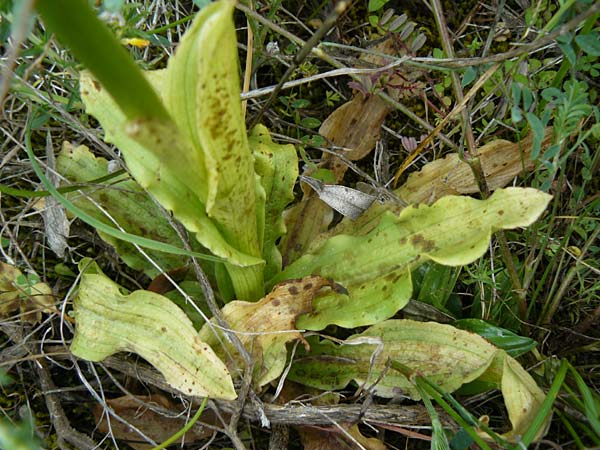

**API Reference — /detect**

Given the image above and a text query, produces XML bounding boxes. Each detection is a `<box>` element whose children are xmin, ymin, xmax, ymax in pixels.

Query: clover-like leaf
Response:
<box><xmin>71</xmin><ymin>259</ymin><xmax>236</xmax><ymax>400</ymax></box>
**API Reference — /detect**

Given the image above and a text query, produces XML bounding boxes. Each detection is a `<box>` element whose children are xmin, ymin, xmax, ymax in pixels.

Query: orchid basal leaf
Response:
<box><xmin>289</xmin><ymin>319</ymin><xmax>547</xmax><ymax>441</ymax></box>
<box><xmin>71</xmin><ymin>259</ymin><xmax>236</xmax><ymax>400</ymax></box>
<box><xmin>79</xmin><ymin>1</ymin><xmax>265</xmax><ymax>300</ymax></box>
<box><xmin>199</xmin><ymin>276</ymin><xmax>336</xmax><ymax>387</ymax></box>
<box><xmin>163</xmin><ymin>0</ymin><xmax>260</xmax><ymax>263</ymax></box>
<box><xmin>272</xmin><ymin>188</ymin><xmax>551</xmax><ymax>330</ymax></box>
<box><xmin>249</xmin><ymin>125</ymin><xmax>298</xmax><ymax>280</ymax></box>
<box><xmin>57</xmin><ymin>142</ymin><xmax>199</xmax><ymax>278</ymax></box>
<box><xmin>80</xmin><ymin>72</ymin><xmax>259</xmax><ymax>271</ymax></box>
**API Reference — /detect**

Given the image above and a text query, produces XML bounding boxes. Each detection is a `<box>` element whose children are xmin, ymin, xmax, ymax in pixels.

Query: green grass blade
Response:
<box><xmin>556</xmin><ymin>409</ymin><xmax>586</xmax><ymax>449</ymax></box>
<box><xmin>568</xmin><ymin>365</ymin><xmax>600</xmax><ymax>437</ymax></box>
<box><xmin>413</xmin><ymin>377</ymin><xmax>451</xmax><ymax>450</ymax></box>
<box><xmin>0</xmin><ymin>169</ymin><xmax>126</xmax><ymax>198</ymax></box>
<box><xmin>390</xmin><ymin>360</ymin><xmax>494</xmax><ymax>450</ymax></box>
<box><xmin>24</xmin><ymin>124</ymin><xmax>222</xmax><ymax>263</ymax></box>
<box><xmin>35</xmin><ymin>0</ymin><xmax>169</xmax><ymax>121</ymax></box>
<box><xmin>518</xmin><ymin>358</ymin><xmax>568</xmax><ymax>448</ymax></box>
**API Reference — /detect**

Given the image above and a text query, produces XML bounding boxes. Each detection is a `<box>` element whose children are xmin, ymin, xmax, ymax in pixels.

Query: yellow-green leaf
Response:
<box><xmin>57</xmin><ymin>142</ymin><xmax>200</xmax><ymax>277</ymax></box>
<box><xmin>79</xmin><ymin>72</ymin><xmax>260</xmax><ymax>270</ymax></box>
<box><xmin>71</xmin><ymin>259</ymin><xmax>236</xmax><ymax>400</ymax></box>
<box><xmin>199</xmin><ymin>276</ymin><xmax>335</xmax><ymax>387</ymax></box>
<box><xmin>272</xmin><ymin>188</ymin><xmax>551</xmax><ymax>329</ymax></box>
<box><xmin>250</xmin><ymin>125</ymin><xmax>298</xmax><ymax>280</ymax></box>
<box><xmin>163</xmin><ymin>0</ymin><xmax>260</xmax><ymax>262</ymax></box>
<box><xmin>289</xmin><ymin>319</ymin><xmax>547</xmax><ymax>441</ymax></box>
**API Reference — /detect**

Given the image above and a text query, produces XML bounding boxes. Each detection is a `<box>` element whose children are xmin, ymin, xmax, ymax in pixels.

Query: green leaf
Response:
<box><xmin>79</xmin><ymin>0</ymin><xmax>266</xmax><ymax>300</ymax></box>
<box><xmin>271</xmin><ymin>188</ymin><xmax>551</xmax><ymax>330</ymax></box>
<box><xmin>71</xmin><ymin>259</ymin><xmax>236</xmax><ymax>400</ymax></box>
<box><xmin>413</xmin><ymin>262</ymin><xmax>460</xmax><ymax>313</ymax></box>
<box><xmin>461</xmin><ymin>67</ymin><xmax>477</xmax><ymax>87</ymax></box>
<box><xmin>453</xmin><ymin>319</ymin><xmax>537</xmax><ymax>357</ymax></box>
<box><xmin>291</xmin><ymin>99</ymin><xmax>311</xmax><ymax>109</ymax></box>
<box><xmin>576</xmin><ymin>33</ymin><xmax>600</xmax><ymax>56</ymax></box>
<box><xmin>154</xmin><ymin>0</ymin><xmax>265</xmax><ymax>300</ymax></box>
<box><xmin>300</xmin><ymin>117</ymin><xmax>321</xmax><ymax>129</ymax></box>
<box><xmin>525</xmin><ymin>112</ymin><xmax>546</xmax><ymax>159</ymax></box>
<box><xmin>57</xmin><ymin>142</ymin><xmax>201</xmax><ymax>278</ymax></box>
<box><xmin>79</xmin><ymin>72</ymin><xmax>256</xmax><ymax>267</ymax></box>
<box><xmin>249</xmin><ymin>125</ymin><xmax>298</xmax><ymax>280</ymax></box>
<box><xmin>368</xmin><ymin>0</ymin><xmax>390</xmax><ymax>12</ymax></box>
<box><xmin>0</xmin><ymin>416</ymin><xmax>43</xmax><ymax>450</ymax></box>
<box><xmin>289</xmin><ymin>319</ymin><xmax>548</xmax><ymax>441</ymax></box>
<box><xmin>556</xmin><ymin>33</ymin><xmax>576</xmax><ymax>66</ymax></box>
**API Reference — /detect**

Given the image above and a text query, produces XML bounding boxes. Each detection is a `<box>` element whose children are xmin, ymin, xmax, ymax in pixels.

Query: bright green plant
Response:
<box><xmin>34</xmin><ymin>0</ymin><xmax>555</xmax><ymax>441</ymax></box>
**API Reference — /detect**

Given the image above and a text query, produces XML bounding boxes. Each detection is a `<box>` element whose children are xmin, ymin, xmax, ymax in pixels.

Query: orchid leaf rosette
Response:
<box><xmin>79</xmin><ymin>1</ymin><xmax>264</xmax><ymax>300</ymax></box>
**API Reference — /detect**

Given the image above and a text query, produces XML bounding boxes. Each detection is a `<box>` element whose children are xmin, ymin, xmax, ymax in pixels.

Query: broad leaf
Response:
<box><xmin>79</xmin><ymin>72</ymin><xmax>259</xmax><ymax>270</ymax></box>
<box><xmin>71</xmin><ymin>259</ymin><xmax>236</xmax><ymax>400</ymax></box>
<box><xmin>249</xmin><ymin>125</ymin><xmax>298</xmax><ymax>280</ymax></box>
<box><xmin>272</xmin><ymin>188</ymin><xmax>551</xmax><ymax>329</ymax></box>
<box><xmin>199</xmin><ymin>276</ymin><xmax>336</xmax><ymax>387</ymax></box>
<box><xmin>79</xmin><ymin>0</ymin><xmax>265</xmax><ymax>300</ymax></box>
<box><xmin>162</xmin><ymin>1</ymin><xmax>260</xmax><ymax>262</ymax></box>
<box><xmin>57</xmin><ymin>142</ymin><xmax>200</xmax><ymax>278</ymax></box>
<box><xmin>289</xmin><ymin>319</ymin><xmax>547</xmax><ymax>441</ymax></box>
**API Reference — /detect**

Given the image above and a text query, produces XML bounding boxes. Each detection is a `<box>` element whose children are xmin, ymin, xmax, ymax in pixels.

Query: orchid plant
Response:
<box><xmin>34</xmin><ymin>0</ymin><xmax>553</xmax><ymax>442</ymax></box>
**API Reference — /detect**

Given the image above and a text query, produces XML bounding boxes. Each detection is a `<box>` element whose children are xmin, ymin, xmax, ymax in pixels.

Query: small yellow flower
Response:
<box><xmin>120</xmin><ymin>37</ymin><xmax>150</xmax><ymax>48</ymax></box>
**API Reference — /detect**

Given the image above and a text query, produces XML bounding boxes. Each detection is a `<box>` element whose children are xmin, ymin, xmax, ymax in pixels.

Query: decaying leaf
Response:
<box><xmin>299</xmin><ymin>423</ymin><xmax>387</xmax><ymax>450</ymax></box>
<box><xmin>57</xmin><ymin>142</ymin><xmax>202</xmax><ymax>278</ymax></box>
<box><xmin>280</xmin><ymin>38</ymin><xmax>409</xmax><ymax>265</ymax></box>
<box><xmin>199</xmin><ymin>276</ymin><xmax>337</xmax><ymax>387</ymax></box>
<box><xmin>92</xmin><ymin>394</ymin><xmax>213</xmax><ymax>450</ymax></box>
<box><xmin>272</xmin><ymin>188</ymin><xmax>551</xmax><ymax>330</ymax></box>
<box><xmin>42</xmin><ymin>135</ymin><xmax>70</xmax><ymax>258</ymax></box>
<box><xmin>0</xmin><ymin>262</ymin><xmax>54</xmax><ymax>323</ymax></box>
<box><xmin>289</xmin><ymin>319</ymin><xmax>548</xmax><ymax>442</ymax></box>
<box><xmin>300</xmin><ymin>175</ymin><xmax>379</xmax><ymax>220</ymax></box>
<box><xmin>71</xmin><ymin>258</ymin><xmax>236</xmax><ymax>400</ymax></box>
<box><xmin>396</xmin><ymin>128</ymin><xmax>554</xmax><ymax>205</ymax></box>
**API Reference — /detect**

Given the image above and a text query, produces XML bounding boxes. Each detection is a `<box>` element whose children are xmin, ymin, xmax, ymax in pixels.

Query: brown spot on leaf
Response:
<box><xmin>92</xmin><ymin>80</ymin><xmax>101</xmax><ymax>91</ymax></box>
<box><xmin>288</xmin><ymin>286</ymin><xmax>299</xmax><ymax>295</ymax></box>
<box><xmin>410</xmin><ymin>233</ymin><xmax>436</xmax><ymax>252</ymax></box>
<box><xmin>272</xmin><ymin>299</ymin><xmax>281</xmax><ymax>306</ymax></box>
<box><xmin>498</xmin><ymin>210</ymin><xmax>504</xmax><ymax>215</ymax></box>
